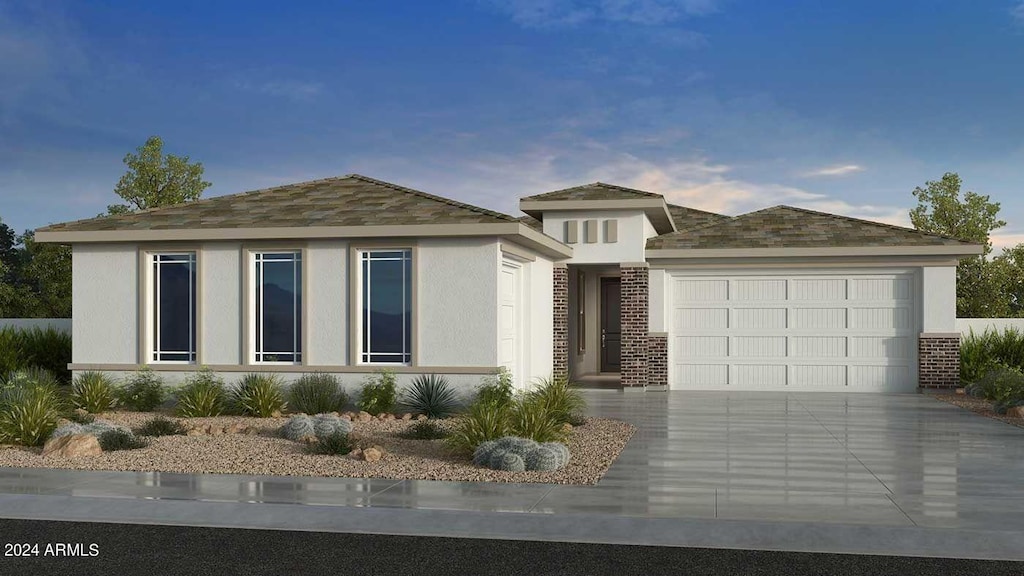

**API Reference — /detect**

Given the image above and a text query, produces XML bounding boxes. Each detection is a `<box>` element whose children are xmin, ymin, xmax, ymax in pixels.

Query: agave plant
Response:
<box><xmin>399</xmin><ymin>374</ymin><xmax>461</xmax><ymax>418</ymax></box>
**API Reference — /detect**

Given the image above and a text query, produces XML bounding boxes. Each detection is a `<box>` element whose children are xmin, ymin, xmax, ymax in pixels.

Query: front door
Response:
<box><xmin>600</xmin><ymin>277</ymin><xmax>621</xmax><ymax>373</ymax></box>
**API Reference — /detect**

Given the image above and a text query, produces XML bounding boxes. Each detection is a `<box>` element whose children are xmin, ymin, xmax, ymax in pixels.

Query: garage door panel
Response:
<box><xmin>677</xmin><ymin>336</ymin><xmax>728</xmax><ymax>356</ymax></box>
<box><xmin>670</xmin><ymin>272</ymin><xmax>917</xmax><ymax>392</ymax></box>
<box><xmin>791</xmin><ymin>278</ymin><xmax>847</xmax><ymax>300</ymax></box>
<box><xmin>790</xmin><ymin>336</ymin><xmax>846</xmax><ymax>357</ymax></box>
<box><xmin>733</xmin><ymin>336</ymin><xmax>786</xmax><ymax>357</ymax></box>
<box><xmin>734</xmin><ymin>308</ymin><xmax>787</xmax><ymax>329</ymax></box>
<box><xmin>791</xmin><ymin>308</ymin><xmax>846</xmax><ymax>329</ymax></box>
<box><xmin>676</xmin><ymin>308</ymin><xmax>728</xmax><ymax>329</ymax></box>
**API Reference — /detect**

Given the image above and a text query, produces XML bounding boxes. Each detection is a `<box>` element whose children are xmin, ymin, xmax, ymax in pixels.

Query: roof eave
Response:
<box><xmin>518</xmin><ymin>198</ymin><xmax>675</xmax><ymax>234</ymax></box>
<box><xmin>645</xmin><ymin>244</ymin><xmax>985</xmax><ymax>259</ymax></box>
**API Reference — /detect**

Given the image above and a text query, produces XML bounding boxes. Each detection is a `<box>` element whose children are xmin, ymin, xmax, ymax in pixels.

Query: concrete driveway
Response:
<box><xmin>1</xmin><ymin>390</ymin><xmax>1023</xmax><ymax>560</ymax></box>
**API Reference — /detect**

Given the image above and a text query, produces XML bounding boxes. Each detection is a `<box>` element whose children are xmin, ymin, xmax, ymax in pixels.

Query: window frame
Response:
<box><xmin>143</xmin><ymin>249</ymin><xmax>200</xmax><ymax>365</ymax></box>
<box><xmin>351</xmin><ymin>245</ymin><xmax>417</xmax><ymax>367</ymax></box>
<box><xmin>248</xmin><ymin>248</ymin><xmax>305</xmax><ymax>365</ymax></box>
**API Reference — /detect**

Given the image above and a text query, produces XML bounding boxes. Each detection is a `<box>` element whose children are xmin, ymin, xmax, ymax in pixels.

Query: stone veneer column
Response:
<box><xmin>620</xmin><ymin>264</ymin><xmax>649</xmax><ymax>387</ymax></box>
<box><xmin>647</xmin><ymin>333</ymin><xmax>668</xmax><ymax>388</ymax></box>
<box><xmin>552</xmin><ymin>264</ymin><xmax>569</xmax><ymax>380</ymax></box>
<box><xmin>918</xmin><ymin>333</ymin><xmax>961</xmax><ymax>389</ymax></box>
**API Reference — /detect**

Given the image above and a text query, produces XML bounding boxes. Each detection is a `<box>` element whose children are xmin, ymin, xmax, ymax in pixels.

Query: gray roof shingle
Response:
<box><xmin>647</xmin><ymin>205</ymin><xmax>977</xmax><ymax>250</ymax></box>
<box><xmin>666</xmin><ymin>203</ymin><xmax>730</xmax><ymax>232</ymax></box>
<box><xmin>38</xmin><ymin>174</ymin><xmax>516</xmax><ymax>233</ymax></box>
<box><xmin>522</xmin><ymin>182</ymin><xmax>664</xmax><ymax>201</ymax></box>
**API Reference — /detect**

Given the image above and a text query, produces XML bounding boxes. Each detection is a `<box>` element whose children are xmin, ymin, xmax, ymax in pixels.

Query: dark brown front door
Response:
<box><xmin>600</xmin><ymin>277</ymin><xmax>621</xmax><ymax>373</ymax></box>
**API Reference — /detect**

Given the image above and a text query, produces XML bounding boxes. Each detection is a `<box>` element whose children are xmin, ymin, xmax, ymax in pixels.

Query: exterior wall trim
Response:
<box><xmin>920</xmin><ymin>332</ymin><xmax>961</xmax><ymax>338</ymax></box>
<box><xmin>650</xmin><ymin>258</ymin><xmax>963</xmax><ymax>269</ymax></box>
<box><xmin>647</xmin><ymin>245</ymin><xmax>983</xmax><ymax>259</ymax></box>
<box><xmin>519</xmin><ymin>199</ymin><xmax>676</xmax><ymax>234</ymax></box>
<box><xmin>241</xmin><ymin>244</ymin><xmax>309</xmax><ymax>367</ymax></box>
<box><xmin>499</xmin><ymin>242</ymin><xmax>537</xmax><ymax>262</ymax></box>
<box><xmin>68</xmin><ymin>363</ymin><xmax>499</xmax><ymax>374</ymax></box>
<box><xmin>348</xmin><ymin>241</ymin><xmax>420</xmax><ymax>368</ymax></box>
<box><xmin>137</xmin><ymin>245</ymin><xmax>205</xmax><ymax>367</ymax></box>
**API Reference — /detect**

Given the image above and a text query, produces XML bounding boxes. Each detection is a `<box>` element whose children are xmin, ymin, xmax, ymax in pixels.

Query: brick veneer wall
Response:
<box><xmin>553</xmin><ymin>265</ymin><xmax>569</xmax><ymax>380</ymax></box>
<box><xmin>919</xmin><ymin>333</ymin><xmax>960</xmax><ymax>389</ymax></box>
<box><xmin>621</xmin><ymin>265</ymin><xmax>649</xmax><ymax>387</ymax></box>
<box><xmin>647</xmin><ymin>333</ymin><xmax>667</xmax><ymax>388</ymax></box>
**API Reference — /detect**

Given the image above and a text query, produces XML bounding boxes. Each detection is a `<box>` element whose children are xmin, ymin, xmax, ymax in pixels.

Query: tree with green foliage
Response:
<box><xmin>0</xmin><ymin>219</ymin><xmax>71</xmax><ymax>318</ymax></box>
<box><xmin>909</xmin><ymin>172</ymin><xmax>1009</xmax><ymax>317</ymax></box>
<box><xmin>106</xmin><ymin>135</ymin><xmax>211</xmax><ymax>215</ymax></box>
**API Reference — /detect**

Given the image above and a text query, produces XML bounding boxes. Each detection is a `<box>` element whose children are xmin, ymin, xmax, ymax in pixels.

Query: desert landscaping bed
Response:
<box><xmin>930</xmin><ymin>392</ymin><xmax>1024</xmax><ymax>429</ymax></box>
<box><xmin>0</xmin><ymin>412</ymin><xmax>636</xmax><ymax>485</ymax></box>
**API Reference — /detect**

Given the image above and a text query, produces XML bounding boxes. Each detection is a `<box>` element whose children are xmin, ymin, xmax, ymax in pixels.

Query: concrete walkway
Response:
<box><xmin>2</xmin><ymin>391</ymin><xmax>1023</xmax><ymax>560</ymax></box>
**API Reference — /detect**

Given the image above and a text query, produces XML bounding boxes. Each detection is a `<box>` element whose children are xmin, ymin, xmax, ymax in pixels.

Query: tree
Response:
<box><xmin>0</xmin><ymin>219</ymin><xmax>70</xmax><ymax>317</ymax></box>
<box><xmin>107</xmin><ymin>135</ymin><xmax>211</xmax><ymax>215</ymax></box>
<box><xmin>909</xmin><ymin>172</ymin><xmax>1008</xmax><ymax>317</ymax></box>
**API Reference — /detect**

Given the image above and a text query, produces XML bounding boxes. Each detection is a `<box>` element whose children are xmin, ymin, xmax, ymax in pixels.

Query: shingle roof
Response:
<box><xmin>37</xmin><ymin>174</ymin><xmax>516</xmax><ymax>232</ymax></box>
<box><xmin>517</xmin><ymin>214</ymin><xmax>543</xmax><ymax>230</ymax></box>
<box><xmin>522</xmin><ymin>182</ymin><xmax>664</xmax><ymax>201</ymax></box>
<box><xmin>666</xmin><ymin>204</ymin><xmax>729</xmax><ymax>232</ymax></box>
<box><xmin>646</xmin><ymin>205</ymin><xmax>977</xmax><ymax>250</ymax></box>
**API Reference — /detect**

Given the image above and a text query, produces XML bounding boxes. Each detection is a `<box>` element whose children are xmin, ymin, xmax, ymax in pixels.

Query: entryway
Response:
<box><xmin>567</xmin><ymin>265</ymin><xmax>622</xmax><ymax>381</ymax></box>
<box><xmin>600</xmin><ymin>277</ymin><xmax>621</xmax><ymax>373</ymax></box>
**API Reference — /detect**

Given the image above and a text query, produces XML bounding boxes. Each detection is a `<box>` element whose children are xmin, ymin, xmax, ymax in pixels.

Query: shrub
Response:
<box><xmin>446</xmin><ymin>399</ymin><xmax>512</xmax><ymax>454</ymax></box>
<box><xmin>280</xmin><ymin>413</ymin><xmax>353</xmax><ymax>442</ymax></box>
<box><xmin>233</xmin><ymin>373</ymin><xmax>286</xmax><ymax>417</ymax></box>
<box><xmin>476</xmin><ymin>367</ymin><xmax>514</xmax><ymax>408</ymax></box>
<box><xmin>472</xmin><ymin>436</ymin><xmax>570</xmax><ymax>472</ymax></box>
<box><xmin>973</xmin><ymin>364</ymin><xmax>1024</xmax><ymax>407</ymax></box>
<box><xmin>51</xmin><ymin>419</ymin><xmax>128</xmax><ymax>439</ymax></box>
<box><xmin>18</xmin><ymin>327</ymin><xmax>72</xmax><ymax>384</ymax></box>
<box><xmin>288</xmin><ymin>373</ymin><xmax>346</xmax><ymax>415</ymax></box>
<box><xmin>97</xmin><ymin>428</ymin><xmax>148</xmax><ymax>451</ymax></box>
<box><xmin>136</xmin><ymin>415</ymin><xmax>187</xmax><ymax>437</ymax></box>
<box><xmin>0</xmin><ymin>371</ymin><xmax>65</xmax><ymax>446</ymax></box>
<box><xmin>525</xmin><ymin>376</ymin><xmax>586</xmax><ymax>426</ymax></box>
<box><xmin>399</xmin><ymin>374</ymin><xmax>460</xmax><ymax>419</ymax></box>
<box><xmin>0</xmin><ymin>327</ymin><xmax>25</xmax><ymax>377</ymax></box>
<box><xmin>5</xmin><ymin>366</ymin><xmax>60</xmax><ymax>389</ymax></box>
<box><xmin>358</xmin><ymin>370</ymin><xmax>397</xmax><ymax>415</ymax></box>
<box><xmin>398</xmin><ymin>420</ymin><xmax>449</xmax><ymax>440</ymax></box>
<box><xmin>306</xmin><ymin>430</ymin><xmax>354</xmax><ymax>455</ymax></box>
<box><xmin>70</xmin><ymin>372</ymin><xmax>117</xmax><ymax>414</ymax></box>
<box><xmin>68</xmin><ymin>409</ymin><xmax>96</xmax><ymax>424</ymax></box>
<box><xmin>508</xmin><ymin>396</ymin><xmax>566</xmax><ymax>443</ymax></box>
<box><xmin>117</xmin><ymin>368</ymin><xmax>166</xmax><ymax>411</ymax></box>
<box><xmin>175</xmin><ymin>369</ymin><xmax>228</xmax><ymax>417</ymax></box>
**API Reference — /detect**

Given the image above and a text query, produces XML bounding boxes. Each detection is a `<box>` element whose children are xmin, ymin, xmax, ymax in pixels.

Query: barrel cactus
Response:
<box><xmin>473</xmin><ymin>436</ymin><xmax>569</xmax><ymax>472</ymax></box>
<box><xmin>281</xmin><ymin>414</ymin><xmax>352</xmax><ymax>442</ymax></box>
<box><xmin>51</xmin><ymin>419</ymin><xmax>129</xmax><ymax>440</ymax></box>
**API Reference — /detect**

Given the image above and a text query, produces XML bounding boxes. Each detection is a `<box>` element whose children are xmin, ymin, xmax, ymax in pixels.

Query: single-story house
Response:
<box><xmin>36</xmin><ymin>174</ymin><xmax>982</xmax><ymax>393</ymax></box>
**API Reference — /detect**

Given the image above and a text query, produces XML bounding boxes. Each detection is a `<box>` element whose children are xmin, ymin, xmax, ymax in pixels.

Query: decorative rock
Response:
<box><xmin>1008</xmin><ymin>406</ymin><xmax>1024</xmax><ymax>419</ymax></box>
<box><xmin>348</xmin><ymin>448</ymin><xmax>363</xmax><ymax>460</ymax></box>
<box><xmin>42</xmin><ymin>434</ymin><xmax>102</xmax><ymax>458</ymax></box>
<box><xmin>270</xmin><ymin>410</ymin><xmax>283</xmax><ymax>418</ymax></box>
<box><xmin>362</xmin><ymin>447</ymin><xmax>383</xmax><ymax>462</ymax></box>
<box><xmin>384</xmin><ymin>413</ymin><xmax>396</xmax><ymax>421</ymax></box>
<box><xmin>245</xmin><ymin>426</ymin><xmax>259</xmax><ymax>435</ymax></box>
<box><xmin>328</xmin><ymin>412</ymin><xmax>340</xmax><ymax>417</ymax></box>
<box><xmin>209</xmin><ymin>425</ymin><xmax>223</xmax><ymax>436</ymax></box>
<box><xmin>186</xmin><ymin>428</ymin><xmax>204</xmax><ymax>436</ymax></box>
<box><xmin>357</xmin><ymin>411</ymin><xmax>373</xmax><ymax>423</ymax></box>
<box><xmin>73</xmin><ymin>408</ymin><xmax>91</xmax><ymax>419</ymax></box>
<box><xmin>401</xmin><ymin>413</ymin><xmax>412</xmax><ymax>421</ymax></box>
<box><xmin>340</xmin><ymin>414</ymin><xmax>352</xmax><ymax>421</ymax></box>
<box><xmin>416</xmin><ymin>414</ymin><xmax>428</xmax><ymax>421</ymax></box>
<box><xmin>227</xmin><ymin>423</ymin><xmax>245</xmax><ymax>434</ymax></box>
<box><xmin>955</xmin><ymin>388</ymin><xmax>967</xmax><ymax>396</ymax></box>
<box><xmin>299</xmin><ymin>434</ymin><xmax>318</xmax><ymax>444</ymax></box>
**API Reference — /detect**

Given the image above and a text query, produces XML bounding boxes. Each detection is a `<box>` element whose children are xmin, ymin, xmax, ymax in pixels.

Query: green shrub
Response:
<box><xmin>288</xmin><ymin>373</ymin><xmax>346</xmax><ymax>414</ymax></box>
<box><xmin>136</xmin><ymin>415</ymin><xmax>187</xmax><ymax>437</ymax></box>
<box><xmin>358</xmin><ymin>370</ymin><xmax>397</xmax><ymax>415</ymax></box>
<box><xmin>0</xmin><ymin>327</ymin><xmax>25</xmax><ymax>377</ymax></box>
<box><xmin>973</xmin><ymin>364</ymin><xmax>1024</xmax><ymax>407</ymax></box>
<box><xmin>18</xmin><ymin>327</ymin><xmax>72</xmax><ymax>384</ymax></box>
<box><xmin>398</xmin><ymin>420</ymin><xmax>449</xmax><ymax>440</ymax></box>
<box><xmin>233</xmin><ymin>373</ymin><xmax>287</xmax><ymax>417</ymax></box>
<box><xmin>960</xmin><ymin>327</ymin><xmax>1024</xmax><ymax>385</ymax></box>
<box><xmin>68</xmin><ymin>409</ymin><xmax>96</xmax><ymax>424</ymax></box>
<box><xmin>399</xmin><ymin>374</ymin><xmax>460</xmax><ymax>418</ymax></box>
<box><xmin>117</xmin><ymin>368</ymin><xmax>166</xmax><ymax>411</ymax></box>
<box><xmin>0</xmin><ymin>371</ymin><xmax>65</xmax><ymax>446</ymax></box>
<box><xmin>70</xmin><ymin>372</ymin><xmax>117</xmax><ymax>414</ymax></box>
<box><xmin>525</xmin><ymin>376</ymin><xmax>585</xmax><ymax>426</ymax></box>
<box><xmin>446</xmin><ymin>399</ymin><xmax>512</xmax><ymax>454</ymax></box>
<box><xmin>4</xmin><ymin>366</ymin><xmax>59</xmax><ymax>389</ymax></box>
<box><xmin>97</xmin><ymin>428</ymin><xmax>148</xmax><ymax>451</ymax></box>
<box><xmin>508</xmin><ymin>395</ymin><xmax>566</xmax><ymax>443</ymax></box>
<box><xmin>475</xmin><ymin>367</ymin><xmax>514</xmax><ymax>408</ymax></box>
<box><xmin>306</xmin><ymin>430</ymin><xmax>354</xmax><ymax>455</ymax></box>
<box><xmin>175</xmin><ymin>368</ymin><xmax>228</xmax><ymax>417</ymax></box>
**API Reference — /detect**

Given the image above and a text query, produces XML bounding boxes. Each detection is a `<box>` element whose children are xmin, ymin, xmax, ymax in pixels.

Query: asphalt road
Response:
<box><xmin>0</xmin><ymin>518</ymin><xmax>1019</xmax><ymax>576</ymax></box>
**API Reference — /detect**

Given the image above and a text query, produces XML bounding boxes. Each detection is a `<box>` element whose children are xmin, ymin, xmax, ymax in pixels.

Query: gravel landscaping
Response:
<box><xmin>929</xmin><ymin>392</ymin><xmax>1024</xmax><ymax>429</ymax></box>
<box><xmin>0</xmin><ymin>412</ymin><xmax>635</xmax><ymax>485</ymax></box>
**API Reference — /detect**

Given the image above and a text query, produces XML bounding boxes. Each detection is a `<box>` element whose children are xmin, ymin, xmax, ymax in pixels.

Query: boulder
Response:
<box><xmin>357</xmin><ymin>411</ymin><xmax>373</xmax><ymax>423</ymax></box>
<box><xmin>340</xmin><ymin>414</ymin><xmax>352</xmax><ymax>421</ymax></box>
<box><xmin>186</xmin><ymin>428</ymin><xmax>204</xmax><ymax>437</ymax></box>
<box><xmin>348</xmin><ymin>448</ymin><xmax>363</xmax><ymax>460</ymax></box>
<box><xmin>954</xmin><ymin>388</ymin><xmax>967</xmax><ymax>396</ymax></box>
<box><xmin>42</xmin><ymin>434</ymin><xmax>102</xmax><ymax>458</ymax></box>
<box><xmin>416</xmin><ymin>414</ymin><xmax>428</xmax><ymax>421</ymax></box>
<box><xmin>1007</xmin><ymin>406</ymin><xmax>1024</xmax><ymax>419</ymax></box>
<box><xmin>208</xmin><ymin>425</ymin><xmax>223</xmax><ymax>436</ymax></box>
<box><xmin>401</xmin><ymin>413</ymin><xmax>412</xmax><ymax>421</ymax></box>
<box><xmin>270</xmin><ymin>410</ymin><xmax>283</xmax><ymax>418</ymax></box>
<box><xmin>227</xmin><ymin>423</ymin><xmax>246</xmax><ymax>435</ymax></box>
<box><xmin>362</xmin><ymin>447</ymin><xmax>383</xmax><ymax>462</ymax></box>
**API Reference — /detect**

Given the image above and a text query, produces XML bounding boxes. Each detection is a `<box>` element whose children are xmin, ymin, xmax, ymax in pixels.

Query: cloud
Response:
<box><xmin>483</xmin><ymin>0</ymin><xmax>720</xmax><ymax>28</ymax></box>
<box><xmin>801</xmin><ymin>164</ymin><xmax>865</xmax><ymax>177</ymax></box>
<box><xmin>233</xmin><ymin>78</ymin><xmax>323</xmax><ymax>101</ymax></box>
<box><xmin>1012</xmin><ymin>2</ymin><xmax>1024</xmax><ymax>26</ymax></box>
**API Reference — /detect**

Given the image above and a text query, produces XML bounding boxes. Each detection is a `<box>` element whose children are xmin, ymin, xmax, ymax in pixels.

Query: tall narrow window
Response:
<box><xmin>151</xmin><ymin>253</ymin><xmax>196</xmax><ymax>362</ymax></box>
<box><xmin>361</xmin><ymin>249</ymin><xmax>412</xmax><ymax>364</ymax></box>
<box><xmin>254</xmin><ymin>251</ymin><xmax>302</xmax><ymax>363</ymax></box>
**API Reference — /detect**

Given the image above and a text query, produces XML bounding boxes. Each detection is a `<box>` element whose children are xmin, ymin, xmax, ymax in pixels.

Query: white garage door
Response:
<box><xmin>670</xmin><ymin>272</ymin><xmax>918</xmax><ymax>392</ymax></box>
<box><xmin>499</xmin><ymin>260</ymin><xmax>523</xmax><ymax>388</ymax></box>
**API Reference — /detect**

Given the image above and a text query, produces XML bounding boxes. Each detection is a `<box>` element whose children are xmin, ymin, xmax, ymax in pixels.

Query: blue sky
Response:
<box><xmin>2</xmin><ymin>1</ymin><xmax>1024</xmax><ymax>248</ymax></box>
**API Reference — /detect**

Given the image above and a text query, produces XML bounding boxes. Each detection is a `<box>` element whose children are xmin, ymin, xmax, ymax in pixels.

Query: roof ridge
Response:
<box><xmin>768</xmin><ymin>205</ymin><xmax>978</xmax><ymax>245</ymax></box>
<box><xmin>666</xmin><ymin>202</ymin><xmax>729</xmax><ymax>218</ymax></box>
<box><xmin>525</xmin><ymin>181</ymin><xmax>664</xmax><ymax>200</ymax></box>
<box><xmin>345</xmin><ymin>174</ymin><xmax>516</xmax><ymax>221</ymax></box>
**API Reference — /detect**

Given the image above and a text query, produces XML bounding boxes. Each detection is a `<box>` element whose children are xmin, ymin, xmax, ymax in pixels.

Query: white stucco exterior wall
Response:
<box><xmin>201</xmin><ymin>243</ymin><xmax>241</xmax><ymax>364</ymax></box>
<box><xmin>541</xmin><ymin>210</ymin><xmax>649</xmax><ymax>264</ymax></box>
<box><xmin>417</xmin><ymin>238</ymin><xmax>498</xmax><ymax>367</ymax></box>
<box><xmin>306</xmin><ymin>240</ymin><xmax>348</xmax><ymax>365</ymax></box>
<box><xmin>921</xmin><ymin>266</ymin><xmax>957</xmax><ymax>332</ymax></box>
<box><xmin>648</xmin><ymin>268</ymin><xmax>667</xmax><ymax>332</ymax></box>
<box><xmin>72</xmin><ymin>244</ymin><xmax>137</xmax><ymax>364</ymax></box>
<box><xmin>524</xmin><ymin>253</ymin><xmax>554</xmax><ymax>385</ymax></box>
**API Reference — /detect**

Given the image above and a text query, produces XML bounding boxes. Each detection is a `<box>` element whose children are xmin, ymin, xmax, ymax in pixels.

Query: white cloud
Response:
<box><xmin>801</xmin><ymin>164</ymin><xmax>865</xmax><ymax>177</ymax></box>
<box><xmin>1012</xmin><ymin>2</ymin><xmax>1024</xmax><ymax>26</ymax></box>
<box><xmin>483</xmin><ymin>0</ymin><xmax>719</xmax><ymax>28</ymax></box>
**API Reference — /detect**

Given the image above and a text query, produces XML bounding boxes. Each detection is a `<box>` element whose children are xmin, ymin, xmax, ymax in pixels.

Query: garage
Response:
<box><xmin>669</xmin><ymin>270</ymin><xmax>919</xmax><ymax>392</ymax></box>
